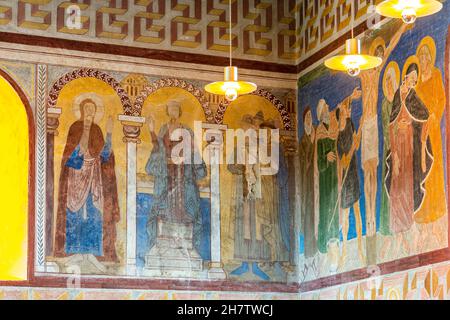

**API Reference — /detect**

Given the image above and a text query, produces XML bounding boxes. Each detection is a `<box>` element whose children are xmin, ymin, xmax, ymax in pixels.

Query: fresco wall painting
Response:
<box><xmin>8</xmin><ymin>63</ymin><xmax>299</xmax><ymax>291</ymax></box>
<box><xmin>298</xmin><ymin>2</ymin><xmax>450</xmax><ymax>293</ymax></box>
<box><xmin>3</xmin><ymin>0</ymin><xmax>450</xmax><ymax>300</ymax></box>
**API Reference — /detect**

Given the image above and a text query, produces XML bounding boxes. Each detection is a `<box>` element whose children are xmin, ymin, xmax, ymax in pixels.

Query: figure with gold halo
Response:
<box><xmin>54</xmin><ymin>93</ymin><xmax>120</xmax><ymax>265</ymax></box>
<box><xmin>315</xmin><ymin>99</ymin><xmax>340</xmax><ymax>268</ymax></box>
<box><xmin>357</xmin><ymin>23</ymin><xmax>408</xmax><ymax>264</ymax></box>
<box><xmin>299</xmin><ymin>107</ymin><xmax>318</xmax><ymax>261</ymax></box>
<box><xmin>228</xmin><ymin>112</ymin><xmax>290</xmax><ymax>281</ymax></box>
<box><xmin>414</xmin><ymin>36</ymin><xmax>448</xmax><ymax>250</ymax></box>
<box><xmin>145</xmin><ymin>100</ymin><xmax>207</xmax><ymax>255</ymax></box>
<box><xmin>379</xmin><ymin>61</ymin><xmax>400</xmax><ymax>260</ymax></box>
<box><xmin>385</xmin><ymin>57</ymin><xmax>433</xmax><ymax>256</ymax></box>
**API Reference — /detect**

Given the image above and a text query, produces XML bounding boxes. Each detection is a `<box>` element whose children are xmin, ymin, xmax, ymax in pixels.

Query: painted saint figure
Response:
<box><xmin>145</xmin><ymin>100</ymin><xmax>207</xmax><ymax>254</ymax></box>
<box><xmin>414</xmin><ymin>36</ymin><xmax>448</xmax><ymax>249</ymax></box>
<box><xmin>228</xmin><ymin>112</ymin><xmax>290</xmax><ymax>281</ymax></box>
<box><xmin>385</xmin><ymin>60</ymin><xmax>433</xmax><ymax>255</ymax></box>
<box><xmin>315</xmin><ymin>99</ymin><xmax>339</xmax><ymax>259</ymax></box>
<box><xmin>299</xmin><ymin>107</ymin><xmax>318</xmax><ymax>260</ymax></box>
<box><xmin>379</xmin><ymin>61</ymin><xmax>400</xmax><ymax>259</ymax></box>
<box><xmin>54</xmin><ymin>94</ymin><xmax>120</xmax><ymax>263</ymax></box>
<box><xmin>336</xmin><ymin>89</ymin><xmax>365</xmax><ymax>267</ymax></box>
<box><xmin>260</xmin><ymin>119</ymin><xmax>291</xmax><ymax>273</ymax></box>
<box><xmin>358</xmin><ymin>24</ymin><xmax>407</xmax><ymax>264</ymax></box>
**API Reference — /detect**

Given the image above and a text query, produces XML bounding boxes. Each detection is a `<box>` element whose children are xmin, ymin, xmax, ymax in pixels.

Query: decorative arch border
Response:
<box><xmin>47</xmin><ymin>68</ymin><xmax>132</xmax><ymax>113</ymax></box>
<box><xmin>214</xmin><ymin>88</ymin><xmax>293</xmax><ymax>130</ymax></box>
<box><xmin>134</xmin><ymin>78</ymin><xmax>214</xmax><ymax>122</ymax></box>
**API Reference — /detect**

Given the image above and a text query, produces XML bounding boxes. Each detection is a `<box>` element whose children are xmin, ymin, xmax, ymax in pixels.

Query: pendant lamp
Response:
<box><xmin>324</xmin><ymin>1</ymin><xmax>382</xmax><ymax>76</ymax></box>
<box><xmin>204</xmin><ymin>0</ymin><xmax>257</xmax><ymax>101</ymax></box>
<box><xmin>376</xmin><ymin>0</ymin><xmax>443</xmax><ymax>24</ymax></box>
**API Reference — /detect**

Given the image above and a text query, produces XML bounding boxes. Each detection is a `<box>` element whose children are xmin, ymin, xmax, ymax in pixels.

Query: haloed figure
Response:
<box><xmin>228</xmin><ymin>112</ymin><xmax>290</xmax><ymax>281</ymax></box>
<box><xmin>358</xmin><ymin>24</ymin><xmax>407</xmax><ymax>264</ymax></box>
<box><xmin>315</xmin><ymin>99</ymin><xmax>340</xmax><ymax>272</ymax></box>
<box><xmin>145</xmin><ymin>101</ymin><xmax>207</xmax><ymax>255</ymax></box>
<box><xmin>379</xmin><ymin>62</ymin><xmax>400</xmax><ymax>260</ymax></box>
<box><xmin>54</xmin><ymin>95</ymin><xmax>120</xmax><ymax>268</ymax></box>
<box><xmin>299</xmin><ymin>108</ymin><xmax>318</xmax><ymax>262</ymax></box>
<box><xmin>386</xmin><ymin>60</ymin><xmax>432</xmax><ymax>256</ymax></box>
<box><xmin>414</xmin><ymin>37</ymin><xmax>448</xmax><ymax>250</ymax></box>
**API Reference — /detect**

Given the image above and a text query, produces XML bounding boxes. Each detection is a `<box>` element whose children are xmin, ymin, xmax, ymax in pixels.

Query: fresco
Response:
<box><xmin>221</xmin><ymin>95</ymin><xmax>296</xmax><ymax>282</ymax></box>
<box><xmin>2</xmin><ymin>0</ymin><xmax>449</xmax><ymax>298</ymax></box>
<box><xmin>136</xmin><ymin>87</ymin><xmax>211</xmax><ymax>278</ymax></box>
<box><xmin>28</xmin><ymin>66</ymin><xmax>299</xmax><ymax>285</ymax></box>
<box><xmin>298</xmin><ymin>4</ymin><xmax>450</xmax><ymax>283</ymax></box>
<box><xmin>50</xmin><ymin>77</ymin><xmax>127</xmax><ymax>274</ymax></box>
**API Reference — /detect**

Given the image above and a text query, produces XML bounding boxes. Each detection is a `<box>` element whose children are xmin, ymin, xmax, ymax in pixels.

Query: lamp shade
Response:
<box><xmin>376</xmin><ymin>0</ymin><xmax>443</xmax><ymax>24</ymax></box>
<box><xmin>324</xmin><ymin>39</ymin><xmax>382</xmax><ymax>76</ymax></box>
<box><xmin>205</xmin><ymin>67</ymin><xmax>257</xmax><ymax>101</ymax></box>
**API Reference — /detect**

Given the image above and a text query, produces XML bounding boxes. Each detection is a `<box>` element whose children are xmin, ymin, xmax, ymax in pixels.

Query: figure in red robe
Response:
<box><xmin>54</xmin><ymin>98</ymin><xmax>120</xmax><ymax>262</ymax></box>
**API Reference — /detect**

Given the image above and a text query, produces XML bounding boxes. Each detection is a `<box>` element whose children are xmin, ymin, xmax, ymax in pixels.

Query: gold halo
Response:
<box><xmin>383</xmin><ymin>61</ymin><xmax>400</xmax><ymax>98</ymax></box>
<box><xmin>416</xmin><ymin>36</ymin><xmax>437</xmax><ymax>66</ymax></box>
<box><xmin>73</xmin><ymin>92</ymin><xmax>105</xmax><ymax>123</ymax></box>
<box><xmin>369</xmin><ymin>36</ymin><xmax>386</xmax><ymax>57</ymax></box>
<box><xmin>402</xmin><ymin>55</ymin><xmax>421</xmax><ymax>80</ymax></box>
<box><xmin>376</xmin><ymin>0</ymin><xmax>443</xmax><ymax>19</ymax></box>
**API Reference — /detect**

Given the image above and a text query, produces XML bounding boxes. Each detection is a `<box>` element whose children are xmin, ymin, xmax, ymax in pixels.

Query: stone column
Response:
<box><xmin>45</xmin><ymin>108</ymin><xmax>61</xmax><ymax>257</ymax></box>
<box><xmin>35</xmin><ymin>107</ymin><xmax>62</xmax><ymax>273</ymax></box>
<box><xmin>281</xmin><ymin>131</ymin><xmax>299</xmax><ymax>283</ymax></box>
<box><xmin>203</xmin><ymin>123</ymin><xmax>227</xmax><ymax>280</ymax></box>
<box><xmin>119</xmin><ymin>115</ymin><xmax>145</xmax><ymax>276</ymax></box>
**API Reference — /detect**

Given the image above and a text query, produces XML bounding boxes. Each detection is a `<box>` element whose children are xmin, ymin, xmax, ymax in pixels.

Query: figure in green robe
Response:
<box><xmin>315</xmin><ymin>99</ymin><xmax>340</xmax><ymax>254</ymax></box>
<box><xmin>299</xmin><ymin>107</ymin><xmax>317</xmax><ymax>259</ymax></box>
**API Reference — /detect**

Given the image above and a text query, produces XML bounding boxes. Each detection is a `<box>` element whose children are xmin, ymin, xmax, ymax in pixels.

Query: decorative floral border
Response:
<box><xmin>215</xmin><ymin>88</ymin><xmax>293</xmax><ymax>130</ymax></box>
<box><xmin>134</xmin><ymin>78</ymin><xmax>215</xmax><ymax>123</ymax></box>
<box><xmin>47</xmin><ymin>68</ymin><xmax>133</xmax><ymax>114</ymax></box>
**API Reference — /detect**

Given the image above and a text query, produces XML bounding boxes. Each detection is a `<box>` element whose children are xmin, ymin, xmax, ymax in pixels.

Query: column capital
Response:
<box><xmin>202</xmin><ymin>123</ymin><xmax>227</xmax><ymax>147</ymax></box>
<box><xmin>47</xmin><ymin>107</ymin><xmax>62</xmax><ymax>135</ymax></box>
<box><xmin>280</xmin><ymin>131</ymin><xmax>298</xmax><ymax>155</ymax></box>
<box><xmin>118</xmin><ymin>115</ymin><xmax>146</xmax><ymax>144</ymax></box>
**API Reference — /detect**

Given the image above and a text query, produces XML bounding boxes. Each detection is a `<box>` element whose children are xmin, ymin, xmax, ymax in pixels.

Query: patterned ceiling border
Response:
<box><xmin>0</xmin><ymin>0</ymin><xmax>298</xmax><ymax>65</ymax></box>
<box><xmin>0</xmin><ymin>0</ymin><xmax>383</xmax><ymax>74</ymax></box>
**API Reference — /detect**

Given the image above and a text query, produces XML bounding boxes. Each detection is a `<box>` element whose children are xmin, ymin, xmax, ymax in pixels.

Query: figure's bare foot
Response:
<box><xmin>85</xmin><ymin>254</ymin><xmax>107</xmax><ymax>274</ymax></box>
<box><xmin>380</xmin><ymin>238</ymin><xmax>391</xmax><ymax>261</ymax></box>
<box><xmin>357</xmin><ymin>238</ymin><xmax>366</xmax><ymax>265</ymax></box>
<box><xmin>393</xmin><ymin>237</ymin><xmax>402</xmax><ymax>257</ymax></box>
<box><xmin>402</xmin><ymin>235</ymin><xmax>410</xmax><ymax>256</ymax></box>
<box><xmin>60</xmin><ymin>253</ymin><xmax>83</xmax><ymax>266</ymax></box>
<box><xmin>358</xmin><ymin>251</ymin><xmax>366</xmax><ymax>266</ymax></box>
<box><xmin>432</xmin><ymin>222</ymin><xmax>445</xmax><ymax>247</ymax></box>
<box><xmin>338</xmin><ymin>253</ymin><xmax>346</xmax><ymax>271</ymax></box>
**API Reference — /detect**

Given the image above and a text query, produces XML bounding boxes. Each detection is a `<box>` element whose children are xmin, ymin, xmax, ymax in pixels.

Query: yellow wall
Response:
<box><xmin>0</xmin><ymin>75</ymin><xmax>29</xmax><ymax>281</ymax></box>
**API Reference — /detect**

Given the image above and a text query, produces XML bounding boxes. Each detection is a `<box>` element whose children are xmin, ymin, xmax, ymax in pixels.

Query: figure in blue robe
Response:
<box><xmin>145</xmin><ymin>102</ymin><xmax>207</xmax><ymax>255</ymax></box>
